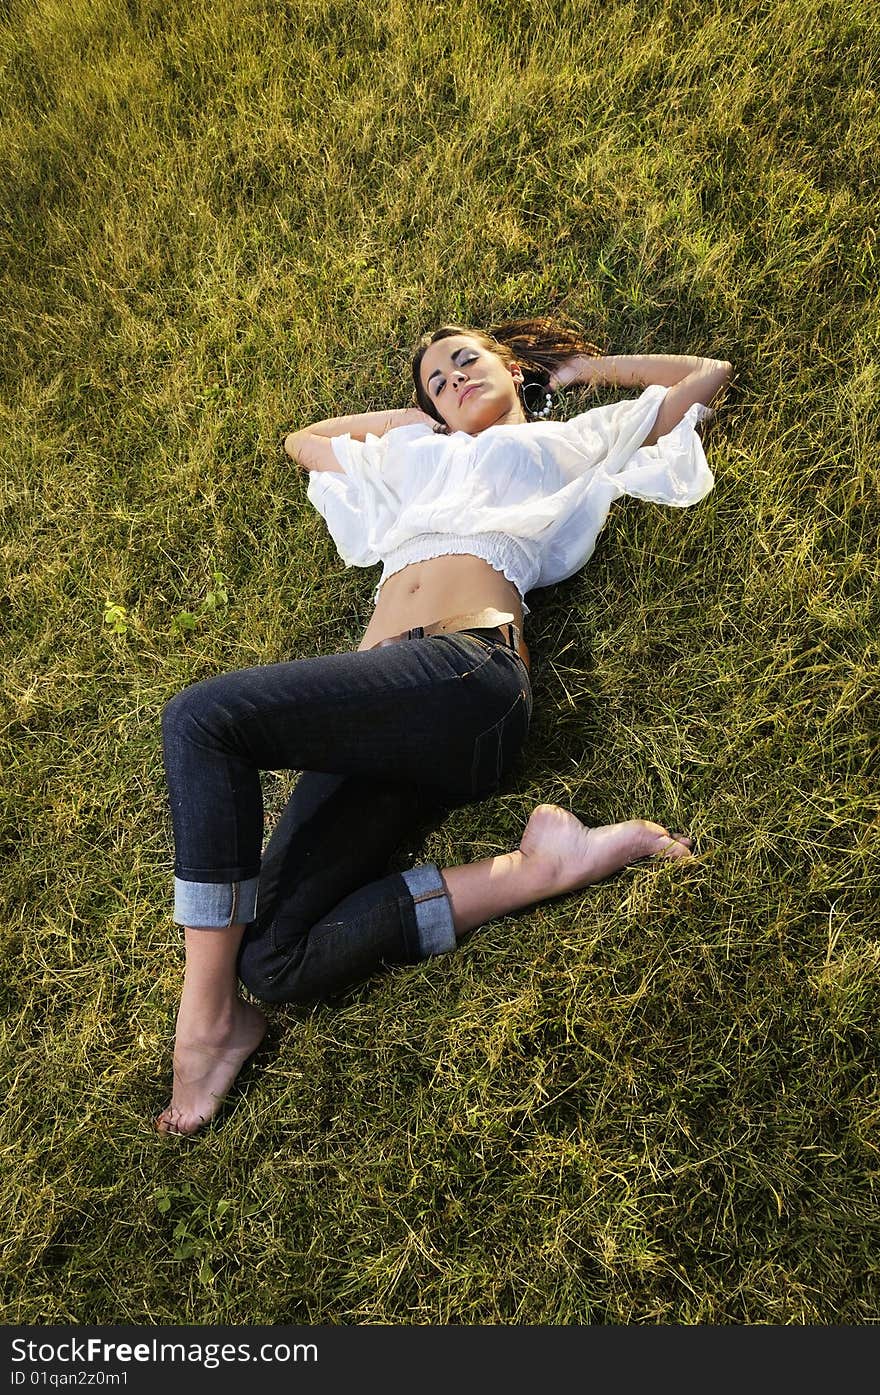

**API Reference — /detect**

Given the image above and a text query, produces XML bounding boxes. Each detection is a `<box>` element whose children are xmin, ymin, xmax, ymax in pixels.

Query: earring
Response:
<box><xmin>521</xmin><ymin>381</ymin><xmax>554</xmax><ymax>419</ymax></box>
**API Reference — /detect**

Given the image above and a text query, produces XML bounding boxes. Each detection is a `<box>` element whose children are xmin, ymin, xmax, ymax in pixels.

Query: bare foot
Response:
<box><xmin>519</xmin><ymin>803</ymin><xmax>695</xmax><ymax>899</ymax></box>
<box><xmin>156</xmin><ymin>998</ymin><xmax>267</xmax><ymax>1137</ymax></box>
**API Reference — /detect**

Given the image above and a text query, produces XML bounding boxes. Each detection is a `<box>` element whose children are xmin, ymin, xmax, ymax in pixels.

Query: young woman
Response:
<box><xmin>157</xmin><ymin>317</ymin><xmax>732</xmax><ymax>1135</ymax></box>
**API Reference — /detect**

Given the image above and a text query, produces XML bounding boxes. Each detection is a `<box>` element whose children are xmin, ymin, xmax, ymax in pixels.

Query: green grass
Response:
<box><xmin>2</xmin><ymin>0</ymin><xmax>878</xmax><ymax>1324</ymax></box>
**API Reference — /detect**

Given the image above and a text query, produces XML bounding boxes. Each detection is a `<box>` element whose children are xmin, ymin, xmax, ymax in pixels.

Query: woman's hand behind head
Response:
<box><xmin>403</xmin><ymin>407</ymin><xmax>438</xmax><ymax>428</ymax></box>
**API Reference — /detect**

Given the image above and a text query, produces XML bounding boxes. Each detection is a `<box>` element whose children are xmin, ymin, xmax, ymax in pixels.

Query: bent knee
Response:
<box><xmin>238</xmin><ymin>939</ymin><xmax>312</xmax><ymax>1006</ymax></box>
<box><xmin>161</xmin><ymin>678</ymin><xmax>226</xmax><ymax>747</ymax></box>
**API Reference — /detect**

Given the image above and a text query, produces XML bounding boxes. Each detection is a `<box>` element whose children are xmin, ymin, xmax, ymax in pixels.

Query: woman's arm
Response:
<box><xmin>551</xmin><ymin>353</ymin><xmax>707</xmax><ymax>391</ymax></box>
<box><xmin>283</xmin><ymin>406</ymin><xmax>434</xmax><ymax>473</ymax></box>
<box><xmin>550</xmin><ymin>353</ymin><xmax>733</xmax><ymax>446</ymax></box>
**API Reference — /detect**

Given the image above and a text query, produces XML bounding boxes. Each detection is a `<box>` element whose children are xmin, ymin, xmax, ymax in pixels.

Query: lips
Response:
<box><xmin>459</xmin><ymin>384</ymin><xmax>481</xmax><ymax>403</ymax></box>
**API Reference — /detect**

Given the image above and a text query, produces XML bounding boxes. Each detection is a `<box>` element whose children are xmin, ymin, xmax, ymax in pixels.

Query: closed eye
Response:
<box><xmin>433</xmin><ymin>352</ymin><xmax>478</xmax><ymax>396</ymax></box>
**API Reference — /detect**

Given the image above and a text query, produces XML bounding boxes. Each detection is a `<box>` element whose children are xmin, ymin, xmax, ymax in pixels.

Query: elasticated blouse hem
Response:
<box><xmin>372</xmin><ymin>530</ymin><xmax>533</xmax><ymax>615</ymax></box>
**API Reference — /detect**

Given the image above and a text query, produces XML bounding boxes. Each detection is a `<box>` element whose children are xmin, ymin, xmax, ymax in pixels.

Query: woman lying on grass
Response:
<box><xmin>157</xmin><ymin>317</ymin><xmax>732</xmax><ymax>1135</ymax></box>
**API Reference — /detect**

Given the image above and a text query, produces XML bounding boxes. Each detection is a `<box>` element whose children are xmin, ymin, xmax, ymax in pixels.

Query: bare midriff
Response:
<box><xmin>356</xmin><ymin>554</ymin><xmax>525</xmax><ymax>651</ymax></box>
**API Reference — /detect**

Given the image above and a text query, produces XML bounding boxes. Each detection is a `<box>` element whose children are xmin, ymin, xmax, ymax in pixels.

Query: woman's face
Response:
<box><xmin>419</xmin><ymin>334</ymin><xmax>526</xmax><ymax>434</ymax></box>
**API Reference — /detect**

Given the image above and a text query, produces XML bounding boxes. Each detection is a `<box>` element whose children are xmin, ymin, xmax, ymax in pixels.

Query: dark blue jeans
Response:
<box><xmin>161</xmin><ymin>627</ymin><xmax>532</xmax><ymax>1004</ymax></box>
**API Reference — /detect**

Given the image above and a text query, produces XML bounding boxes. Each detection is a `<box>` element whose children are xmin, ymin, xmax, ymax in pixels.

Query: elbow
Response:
<box><xmin>283</xmin><ymin>430</ymin><xmax>304</xmax><ymax>461</ymax></box>
<box><xmin>702</xmin><ymin>359</ymin><xmax>734</xmax><ymax>404</ymax></box>
<box><xmin>716</xmin><ymin>361</ymin><xmax>734</xmax><ymax>402</ymax></box>
<box><xmin>282</xmin><ymin>430</ymin><xmax>313</xmax><ymax>473</ymax></box>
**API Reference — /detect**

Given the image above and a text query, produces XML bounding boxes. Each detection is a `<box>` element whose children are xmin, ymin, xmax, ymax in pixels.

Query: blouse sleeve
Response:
<box><xmin>305</xmin><ymin>426</ymin><xmax>425</xmax><ymax>569</ymax></box>
<box><xmin>535</xmin><ymin>385</ymin><xmax>715</xmax><ymax>589</ymax></box>
<box><xmin>304</xmin><ymin>433</ymin><xmax>384</xmax><ymax>568</ymax></box>
<box><xmin>554</xmin><ymin>384</ymin><xmax>668</xmax><ymax>478</ymax></box>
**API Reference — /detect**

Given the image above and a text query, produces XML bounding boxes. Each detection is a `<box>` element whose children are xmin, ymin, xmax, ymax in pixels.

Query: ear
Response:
<box><xmin>509</xmin><ymin>361</ymin><xmax>524</xmax><ymax>385</ymax></box>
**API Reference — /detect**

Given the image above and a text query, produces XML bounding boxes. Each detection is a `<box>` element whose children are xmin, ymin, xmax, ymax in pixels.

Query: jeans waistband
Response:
<box><xmin>370</xmin><ymin>607</ymin><xmax>530</xmax><ymax>672</ymax></box>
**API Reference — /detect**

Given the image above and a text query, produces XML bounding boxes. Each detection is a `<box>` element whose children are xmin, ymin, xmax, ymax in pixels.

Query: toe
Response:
<box><xmin>156</xmin><ymin>1106</ymin><xmax>193</xmax><ymax>1137</ymax></box>
<box><xmin>655</xmin><ymin>833</ymin><xmax>694</xmax><ymax>860</ymax></box>
<box><xmin>157</xmin><ymin>1110</ymin><xmax>201</xmax><ymax>1138</ymax></box>
<box><xmin>156</xmin><ymin>1108</ymin><xmax>178</xmax><ymax>1135</ymax></box>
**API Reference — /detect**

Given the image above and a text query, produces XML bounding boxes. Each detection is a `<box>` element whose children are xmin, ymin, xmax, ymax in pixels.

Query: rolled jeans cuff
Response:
<box><xmin>400</xmin><ymin>864</ymin><xmax>456</xmax><ymax>958</ymax></box>
<box><xmin>173</xmin><ymin>875</ymin><xmax>260</xmax><ymax>928</ymax></box>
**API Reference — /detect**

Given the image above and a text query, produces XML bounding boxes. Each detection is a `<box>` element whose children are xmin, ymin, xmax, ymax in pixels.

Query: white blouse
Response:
<box><xmin>306</xmin><ymin>384</ymin><xmax>714</xmax><ymax>617</ymax></box>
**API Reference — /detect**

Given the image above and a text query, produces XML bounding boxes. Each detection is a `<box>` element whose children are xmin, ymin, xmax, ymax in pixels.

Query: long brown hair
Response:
<box><xmin>411</xmin><ymin>316</ymin><xmax>603</xmax><ymax>432</ymax></box>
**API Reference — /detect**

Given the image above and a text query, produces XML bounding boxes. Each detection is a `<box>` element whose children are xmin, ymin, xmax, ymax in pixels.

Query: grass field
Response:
<box><xmin>1</xmin><ymin>0</ymin><xmax>878</xmax><ymax>1324</ymax></box>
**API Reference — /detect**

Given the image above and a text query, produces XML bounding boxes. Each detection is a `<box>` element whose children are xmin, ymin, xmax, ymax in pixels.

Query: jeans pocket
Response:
<box><xmin>438</xmin><ymin>632</ymin><xmax>500</xmax><ymax>678</ymax></box>
<box><xmin>470</xmin><ymin>689</ymin><xmax>530</xmax><ymax>798</ymax></box>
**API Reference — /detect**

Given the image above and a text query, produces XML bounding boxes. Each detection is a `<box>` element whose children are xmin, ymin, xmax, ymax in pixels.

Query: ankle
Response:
<box><xmin>176</xmin><ymin>988</ymin><xmax>244</xmax><ymax>1044</ymax></box>
<box><xmin>441</xmin><ymin>847</ymin><xmax>561</xmax><ymax>939</ymax></box>
<box><xmin>516</xmin><ymin>843</ymin><xmax>566</xmax><ymax>898</ymax></box>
